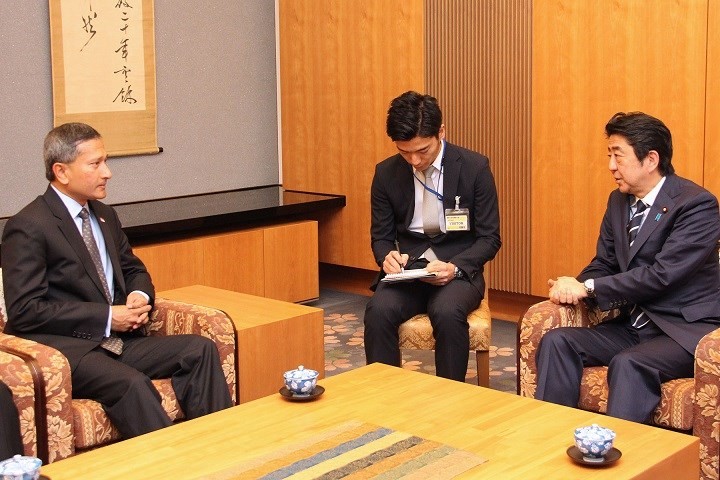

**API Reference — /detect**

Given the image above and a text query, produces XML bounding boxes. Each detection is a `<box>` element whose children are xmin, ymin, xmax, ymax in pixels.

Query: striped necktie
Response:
<box><xmin>627</xmin><ymin>200</ymin><xmax>647</xmax><ymax>247</ymax></box>
<box><xmin>627</xmin><ymin>200</ymin><xmax>648</xmax><ymax>328</ymax></box>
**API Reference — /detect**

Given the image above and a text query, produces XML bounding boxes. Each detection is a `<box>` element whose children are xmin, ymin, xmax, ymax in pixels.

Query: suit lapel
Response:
<box><xmin>43</xmin><ymin>188</ymin><xmax>110</xmax><ymax>302</ymax></box>
<box><xmin>441</xmin><ymin>143</ymin><xmax>461</xmax><ymax>211</ymax></box>
<box><xmin>627</xmin><ymin>176</ymin><xmax>678</xmax><ymax>263</ymax></box>
<box><xmin>614</xmin><ymin>194</ymin><xmax>632</xmax><ymax>268</ymax></box>
<box><xmin>396</xmin><ymin>158</ymin><xmax>416</xmax><ymax>227</ymax></box>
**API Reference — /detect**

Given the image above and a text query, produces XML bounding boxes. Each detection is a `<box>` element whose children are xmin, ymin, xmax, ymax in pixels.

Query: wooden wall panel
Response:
<box><xmin>706</xmin><ymin>1</ymin><xmax>720</xmax><ymax>198</ymax></box>
<box><xmin>279</xmin><ymin>0</ymin><xmax>424</xmax><ymax>271</ymax></box>
<box><xmin>425</xmin><ymin>0</ymin><xmax>531</xmax><ymax>293</ymax></box>
<box><xmin>531</xmin><ymin>0</ymin><xmax>708</xmax><ymax>296</ymax></box>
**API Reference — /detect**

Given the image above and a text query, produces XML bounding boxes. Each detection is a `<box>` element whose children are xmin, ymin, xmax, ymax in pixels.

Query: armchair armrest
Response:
<box><xmin>149</xmin><ymin>298</ymin><xmax>237</xmax><ymax>404</ymax></box>
<box><xmin>518</xmin><ymin>300</ymin><xmax>619</xmax><ymax>398</ymax></box>
<box><xmin>692</xmin><ymin>326</ymin><xmax>720</xmax><ymax>477</ymax></box>
<box><xmin>0</xmin><ymin>333</ymin><xmax>74</xmax><ymax>463</ymax></box>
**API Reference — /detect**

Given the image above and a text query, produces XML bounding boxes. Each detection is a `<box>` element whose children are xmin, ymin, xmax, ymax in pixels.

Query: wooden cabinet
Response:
<box><xmin>158</xmin><ymin>285</ymin><xmax>324</xmax><ymax>403</ymax></box>
<box><xmin>134</xmin><ymin>221</ymin><xmax>319</xmax><ymax>303</ymax></box>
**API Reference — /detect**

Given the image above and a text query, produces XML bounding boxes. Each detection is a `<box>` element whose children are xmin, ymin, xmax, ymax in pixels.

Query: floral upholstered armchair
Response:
<box><xmin>0</xmin><ymin>270</ymin><xmax>236</xmax><ymax>464</ymax></box>
<box><xmin>519</xmin><ymin>300</ymin><xmax>720</xmax><ymax>480</ymax></box>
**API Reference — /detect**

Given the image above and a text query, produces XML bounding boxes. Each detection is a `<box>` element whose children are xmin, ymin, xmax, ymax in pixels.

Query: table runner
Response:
<box><xmin>207</xmin><ymin>420</ymin><xmax>486</xmax><ymax>479</ymax></box>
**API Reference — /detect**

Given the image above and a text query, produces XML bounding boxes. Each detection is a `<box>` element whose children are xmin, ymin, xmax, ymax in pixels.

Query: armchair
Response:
<box><xmin>518</xmin><ymin>300</ymin><xmax>720</xmax><ymax>480</ymax></box>
<box><xmin>0</xmin><ymin>272</ymin><xmax>236</xmax><ymax>464</ymax></box>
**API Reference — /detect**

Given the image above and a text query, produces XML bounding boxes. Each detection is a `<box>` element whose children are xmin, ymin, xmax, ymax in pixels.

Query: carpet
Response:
<box><xmin>309</xmin><ymin>290</ymin><xmax>517</xmax><ymax>393</ymax></box>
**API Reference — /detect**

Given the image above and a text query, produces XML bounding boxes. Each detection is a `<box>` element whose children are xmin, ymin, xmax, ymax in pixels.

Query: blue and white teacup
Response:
<box><xmin>283</xmin><ymin>365</ymin><xmax>318</xmax><ymax>395</ymax></box>
<box><xmin>574</xmin><ymin>424</ymin><xmax>616</xmax><ymax>462</ymax></box>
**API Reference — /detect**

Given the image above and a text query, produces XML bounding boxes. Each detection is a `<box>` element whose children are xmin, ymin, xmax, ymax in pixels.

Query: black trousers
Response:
<box><xmin>72</xmin><ymin>334</ymin><xmax>232</xmax><ymax>439</ymax></box>
<box><xmin>0</xmin><ymin>380</ymin><xmax>23</xmax><ymax>459</ymax></box>
<box><xmin>534</xmin><ymin>319</ymin><xmax>694</xmax><ymax>423</ymax></box>
<box><xmin>364</xmin><ymin>277</ymin><xmax>482</xmax><ymax>382</ymax></box>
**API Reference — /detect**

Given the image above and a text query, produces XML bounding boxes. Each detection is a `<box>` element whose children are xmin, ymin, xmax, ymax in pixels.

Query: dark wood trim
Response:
<box><xmin>0</xmin><ymin>345</ymin><xmax>49</xmax><ymax>464</ymax></box>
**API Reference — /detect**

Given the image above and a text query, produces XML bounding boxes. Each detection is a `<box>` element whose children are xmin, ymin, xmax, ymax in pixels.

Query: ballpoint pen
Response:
<box><xmin>394</xmin><ymin>239</ymin><xmax>405</xmax><ymax>273</ymax></box>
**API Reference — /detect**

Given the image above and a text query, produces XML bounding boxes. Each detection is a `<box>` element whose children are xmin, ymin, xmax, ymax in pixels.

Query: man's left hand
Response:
<box><xmin>548</xmin><ymin>276</ymin><xmax>587</xmax><ymax>305</ymax></box>
<box><xmin>423</xmin><ymin>260</ymin><xmax>455</xmax><ymax>286</ymax></box>
<box><xmin>126</xmin><ymin>292</ymin><xmax>150</xmax><ymax>330</ymax></box>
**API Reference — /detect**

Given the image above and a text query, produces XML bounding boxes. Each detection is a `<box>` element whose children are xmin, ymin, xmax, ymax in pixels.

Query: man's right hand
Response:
<box><xmin>383</xmin><ymin>250</ymin><xmax>409</xmax><ymax>274</ymax></box>
<box><xmin>111</xmin><ymin>304</ymin><xmax>152</xmax><ymax>332</ymax></box>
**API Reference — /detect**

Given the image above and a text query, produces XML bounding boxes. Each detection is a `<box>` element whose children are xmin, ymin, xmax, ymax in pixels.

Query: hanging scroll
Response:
<box><xmin>49</xmin><ymin>0</ymin><xmax>159</xmax><ymax>157</ymax></box>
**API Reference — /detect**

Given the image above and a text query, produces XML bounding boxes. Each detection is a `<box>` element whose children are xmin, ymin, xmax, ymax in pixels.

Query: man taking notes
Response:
<box><xmin>364</xmin><ymin>91</ymin><xmax>501</xmax><ymax>381</ymax></box>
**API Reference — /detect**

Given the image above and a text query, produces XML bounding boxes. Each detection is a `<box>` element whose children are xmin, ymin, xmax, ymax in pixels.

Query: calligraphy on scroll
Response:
<box><xmin>50</xmin><ymin>0</ymin><xmax>159</xmax><ymax>156</ymax></box>
<box><xmin>60</xmin><ymin>0</ymin><xmax>146</xmax><ymax>113</ymax></box>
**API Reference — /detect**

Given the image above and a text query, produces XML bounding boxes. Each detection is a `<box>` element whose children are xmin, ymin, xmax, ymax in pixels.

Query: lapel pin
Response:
<box><xmin>655</xmin><ymin>207</ymin><xmax>667</xmax><ymax>222</ymax></box>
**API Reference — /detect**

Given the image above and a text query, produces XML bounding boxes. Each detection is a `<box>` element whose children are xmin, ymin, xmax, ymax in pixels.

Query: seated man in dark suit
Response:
<box><xmin>0</xmin><ymin>380</ymin><xmax>23</xmax><ymax>459</ymax></box>
<box><xmin>364</xmin><ymin>91</ymin><xmax>501</xmax><ymax>382</ymax></box>
<box><xmin>535</xmin><ymin>112</ymin><xmax>720</xmax><ymax>423</ymax></box>
<box><xmin>1</xmin><ymin>123</ymin><xmax>232</xmax><ymax>439</ymax></box>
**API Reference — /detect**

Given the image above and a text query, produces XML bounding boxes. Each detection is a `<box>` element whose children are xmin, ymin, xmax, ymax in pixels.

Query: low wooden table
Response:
<box><xmin>42</xmin><ymin>364</ymin><xmax>698</xmax><ymax>479</ymax></box>
<box><xmin>158</xmin><ymin>285</ymin><xmax>324</xmax><ymax>403</ymax></box>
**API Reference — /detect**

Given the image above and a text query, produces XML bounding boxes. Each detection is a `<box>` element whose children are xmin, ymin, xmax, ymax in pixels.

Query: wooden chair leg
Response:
<box><xmin>476</xmin><ymin>350</ymin><xmax>490</xmax><ymax>387</ymax></box>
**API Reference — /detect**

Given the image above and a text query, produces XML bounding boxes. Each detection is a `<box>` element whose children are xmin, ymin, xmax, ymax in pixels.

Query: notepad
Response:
<box><xmin>381</xmin><ymin>268</ymin><xmax>438</xmax><ymax>283</ymax></box>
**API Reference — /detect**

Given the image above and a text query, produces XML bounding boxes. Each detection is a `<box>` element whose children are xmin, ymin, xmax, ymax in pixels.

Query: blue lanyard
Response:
<box><xmin>413</xmin><ymin>163</ymin><xmax>444</xmax><ymax>201</ymax></box>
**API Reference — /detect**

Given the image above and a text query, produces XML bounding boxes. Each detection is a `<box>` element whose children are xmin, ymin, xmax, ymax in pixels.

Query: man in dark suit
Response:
<box><xmin>1</xmin><ymin>123</ymin><xmax>232</xmax><ymax>439</ymax></box>
<box><xmin>364</xmin><ymin>91</ymin><xmax>501</xmax><ymax>382</ymax></box>
<box><xmin>535</xmin><ymin>112</ymin><xmax>720</xmax><ymax>423</ymax></box>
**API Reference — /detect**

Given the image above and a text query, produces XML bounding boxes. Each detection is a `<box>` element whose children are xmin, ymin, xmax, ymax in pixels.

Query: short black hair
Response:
<box><xmin>386</xmin><ymin>91</ymin><xmax>443</xmax><ymax>141</ymax></box>
<box><xmin>605</xmin><ymin>112</ymin><xmax>674</xmax><ymax>176</ymax></box>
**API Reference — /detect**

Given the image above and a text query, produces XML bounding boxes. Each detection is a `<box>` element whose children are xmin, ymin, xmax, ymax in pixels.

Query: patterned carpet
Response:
<box><xmin>308</xmin><ymin>289</ymin><xmax>517</xmax><ymax>393</ymax></box>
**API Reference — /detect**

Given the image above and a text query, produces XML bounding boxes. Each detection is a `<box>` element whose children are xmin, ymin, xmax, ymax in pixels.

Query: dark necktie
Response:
<box><xmin>627</xmin><ymin>200</ymin><xmax>647</xmax><ymax>247</ymax></box>
<box><xmin>627</xmin><ymin>200</ymin><xmax>648</xmax><ymax>328</ymax></box>
<box><xmin>79</xmin><ymin>208</ymin><xmax>123</xmax><ymax>355</ymax></box>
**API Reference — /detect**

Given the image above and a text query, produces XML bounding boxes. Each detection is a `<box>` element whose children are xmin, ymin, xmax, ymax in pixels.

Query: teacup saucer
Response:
<box><xmin>279</xmin><ymin>385</ymin><xmax>325</xmax><ymax>402</ymax></box>
<box><xmin>566</xmin><ymin>446</ymin><xmax>622</xmax><ymax>466</ymax></box>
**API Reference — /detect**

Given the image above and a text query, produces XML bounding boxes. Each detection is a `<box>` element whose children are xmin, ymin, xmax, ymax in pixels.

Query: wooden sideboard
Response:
<box><xmin>135</xmin><ymin>220</ymin><xmax>319</xmax><ymax>303</ymax></box>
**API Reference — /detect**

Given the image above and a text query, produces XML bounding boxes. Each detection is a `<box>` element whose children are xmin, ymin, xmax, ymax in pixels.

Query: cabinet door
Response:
<box><xmin>203</xmin><ymin>229</ymin><xmax>265</xmax><ymax>297</ymax></box>
<box><xmin>134</xmin><ymin>239</ymin><xmax>204</xmax><ymax>291</ymax></box>
<box><xmin>263</xmin><ymin>221</ymin><xmax>319</xmax><ymax>302</ymax></box>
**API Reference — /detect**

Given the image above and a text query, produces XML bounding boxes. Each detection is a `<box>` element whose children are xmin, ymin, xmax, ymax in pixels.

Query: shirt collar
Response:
<box><xmin>634</xmin><ymin>176</ymin><xmax>666</xmax><ymax>208</ymax></box>
<box><xmin>50</xmin><ymin>184</ymin><xmax>86</xmax><ymax>219</ymax></box>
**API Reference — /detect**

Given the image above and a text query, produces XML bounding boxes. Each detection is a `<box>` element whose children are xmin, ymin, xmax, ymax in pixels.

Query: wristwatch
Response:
<box><xmin>454</xmin><ymin>266</ymin><xmax>465</xmax><ymax>279</ymax></box>
<box><xmin>583</xmin><ymin>279</ymin><xmax>596</xmax><ymax>298</ymax></box>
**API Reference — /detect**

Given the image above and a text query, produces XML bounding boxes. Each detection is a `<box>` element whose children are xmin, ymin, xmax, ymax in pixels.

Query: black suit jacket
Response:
<box><xmin>579</xmin><ymin>174</ymin><xmax>720</xmax><ymax>353</ymax></box>
<box><xmin>369</xmin><ymin>142</ymin><xmax>501</xmax><ymax>293</ymax></box>
<box><xmin>1</xmin><ymin>186</ymin><xmax>154</xmax><ymax>369</ymax></box>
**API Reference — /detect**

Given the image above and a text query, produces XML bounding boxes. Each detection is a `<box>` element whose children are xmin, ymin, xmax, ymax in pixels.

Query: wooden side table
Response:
<box><xmin>158</xmin><ymin>285</ymin><xmax>324</xmax><ymax>403</ymax></box>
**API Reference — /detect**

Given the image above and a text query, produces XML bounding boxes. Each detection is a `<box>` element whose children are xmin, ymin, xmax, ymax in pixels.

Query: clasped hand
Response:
<box><xmin>548</xmin><ymin>276</ymin><xmax>586</xmax><ymax>305</ymax></box>
<box><xmin>111</xmin><ymin>292</ymin><xmax>151</xmax><ymax>332</ymax></box>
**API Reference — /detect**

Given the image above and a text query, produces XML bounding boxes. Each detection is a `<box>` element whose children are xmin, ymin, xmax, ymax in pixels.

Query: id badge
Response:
<box><xmin>445</xmin><ymin>196</ymin><xmax>470</xmax><ymax>231</ymax></box>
